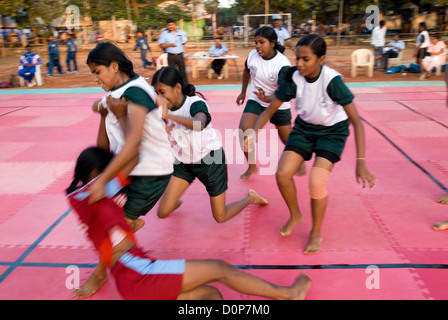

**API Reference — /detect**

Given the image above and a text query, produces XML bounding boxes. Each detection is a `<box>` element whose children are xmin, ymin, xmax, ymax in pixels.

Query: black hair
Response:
<box><xmin>419</xmin><ymin>22</ymin><xmax>427</xmax><ymax>30</ymax></box>
<box><xmin>66</xmin><ymin>147</ymin><xmax>114</xmax><ymax>195</ymax></box>
<box><xmin>166</xmin><ymin>18</ymin><xmax>176</xmax><ymax>24</ymax></box>
<box><xmin>284</xmin><ymin>34</ymin><xmax>327</xmax><ymax>81</ymax></box>
<box><xmin>379</xmin><ymin>20</ymin><xmax>386</xmax><ymax>27</ymax></box>
<box><xmin>86</xmin><ymin>42</ymin><xmax>137</xmax><ymax>78</ymax></box>
<box><xmin>254</xmin><ymin>26</ymin><xmax>285</xmax><ymax>54</ymax></box>
<box><xmin>151</xmin><ymin>66</ymin><xmax>206</xmax><ymax>100</ymax></box>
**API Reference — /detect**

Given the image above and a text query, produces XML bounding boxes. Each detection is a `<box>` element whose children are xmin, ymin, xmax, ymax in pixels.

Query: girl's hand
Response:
<box><xmin>92</xmin><ymin>100</ymin><xmax>108</xmax><ymax>116</ymax></box>
<box><xmin>107</xmin><ymin>96</ymin><xmax>128</xmax><ymax>119</ymax></box>
<box><xmin>87</xmin><ymin>178</ymin><xmax>107</xmax><ymax>204</ymax></box>
<box><xmin>356</xmin><ymin>161</ymin><xmax>376</xmax><ymax>189</ymax></box>
<box><xmin>254</xmin><ymin>87</ymin><xmax>268</xmax><ymax>103</ymax></box>
<box><xmin>236</xmin><ymin>92</ymin><xmax>246</xmax><ymax>106</ymax></box>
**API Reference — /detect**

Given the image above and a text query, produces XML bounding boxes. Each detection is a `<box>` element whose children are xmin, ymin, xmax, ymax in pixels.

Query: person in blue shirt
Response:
<box><xmin>47</xmin><ymin>35</ymin><xmax>63</xmax><ymax>76</ymax></box>
<box><xmin>208</xmin><ymin>36</ymin><xmax>228</xmax><ymax>79</ymax></box>
<box><xmin>66</xmin><ymin>33</ymin><xmax>78</xmax><ymax>74</ymax></box>
<box><xmin>381</xmin><ymin>33</ymin><xmax>405</xmax><ymax>71</ymax></box>
<box><xmin>271</xmin><ymin>14</ymin><xmax>293</xmax><ymax>52</ymax></box>
<box><xmin>133</xmin><ymin>30</ymin><xmax>153</xmax><ymax>69</ymax></box>
<box><xmin>158</xmin><ymin>18</ymin><xmax>188</xmax><ymax>83</ymax></box>
<box><xmin>18</xmin><ymin>44</ymin><xmax>42</xmax><ymax>87</ymax></box>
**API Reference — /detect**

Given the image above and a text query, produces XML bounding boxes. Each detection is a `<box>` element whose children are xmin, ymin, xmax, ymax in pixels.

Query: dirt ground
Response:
<box><xmin>0</xmin><ymin>42</ymin><xmax>445</xmax><ymax>89</ymax></box>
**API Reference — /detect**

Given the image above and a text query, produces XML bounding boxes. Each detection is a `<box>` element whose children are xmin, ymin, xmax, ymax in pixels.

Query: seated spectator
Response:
<box><xmin>208</xmin><ymin>36</ymin><xmax>228</xmax><ymax>79</ymax></box>
<box><xmin>421</xmin><ymin>34</ymin><xmax>447</xmax><ymax>80</ymax></box>
<box><xmin>17</xmin><ymin>44</ymin><xmax>42</xmax><ymax>87</ymax></box>
<box><xmin>381</xmin><ymin>34</ymin><xmax>405</xmax><ymax>71</ymax></box>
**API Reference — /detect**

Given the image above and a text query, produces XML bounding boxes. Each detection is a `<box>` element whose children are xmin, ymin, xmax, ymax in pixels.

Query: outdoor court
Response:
<box><xmin>0</xmin><ymin>79</ymin><xmax>447</xmax><ymax>300</ymax></box>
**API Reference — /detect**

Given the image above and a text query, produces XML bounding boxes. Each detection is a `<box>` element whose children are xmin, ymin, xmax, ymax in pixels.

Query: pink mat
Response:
<box><xmin>0</xmin><ymin>84</ymin><xmax>447</xmax><ymax>300</ymax></box>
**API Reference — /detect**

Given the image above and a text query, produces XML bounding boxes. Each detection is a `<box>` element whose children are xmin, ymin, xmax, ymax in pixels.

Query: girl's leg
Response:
<box><xmin>157</xmin><ymin>176</ymin><xmax>190</xmax><ymax>218</ymax></box>
<box><xmin>179</xmin><ymin>259</ymin><xmax>311</xmax><ymax>300</ymax></box>
<box><xmin>276</xmin><ymin>124</ymin><xmax>306</xmax><ymax>176</ymax></box>
<box><xmin>209</xmin><ymin>190</ymin><xmax>268</xmax><ymax>223</ymax></box>
<box><xmin>238</xmin><ymin>112</ymin><xmax>259</xmax><ymax>179</ymax></box>
<box><xmin>276</xmin><ymin>150</ymin><xmax>305</xmax><ymax>236</ymax></box>
<box><xmin>73</xmin><ymin>257</ymin><xmax>107</xmax><ymax>299</ymax></box>
<box><xmin>305</xmin><ymin>157</ymin><xmax>334</xmax><ymax>255</ymax></box>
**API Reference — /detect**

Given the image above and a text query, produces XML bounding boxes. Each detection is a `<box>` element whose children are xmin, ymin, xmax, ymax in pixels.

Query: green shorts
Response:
<box><xmin>173</xmin><ymin>148</ymin><xmax>228</xmax><ymax>197</ymax></box>
<box><xmin>244</xmin><ymin>99</ymin><xmax>291</xmax><ymax>127</ymax></box>
<box><xmin>123</xmin><ymin>174</ymin><xmax>171</xmax><ymax>220</ymax></box>
<box><xmin>285</xmin><ymin>117</ymin><xmax>350</xmax><ymax>163</ymax></box>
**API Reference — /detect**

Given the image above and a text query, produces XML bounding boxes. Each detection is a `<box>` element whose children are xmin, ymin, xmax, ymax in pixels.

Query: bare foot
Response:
<box><xmin>304</xmin><ymin>234</ymin><xmax>322</xmax><ymax>255</ymax></box>
<box><xmin>240</xmin><ymin>166</ymin><xmax>258</xmax><ymax>180</ymax></box>
<box><xmin>437</xmin><ymin>193</ymin><xmax>448</xmax><ymax>204</ymax></box>
<box><xmin>433</xmin><ymin>220</ymin><xmax>448</xmax><ymax>231</ymax></box>
<box><xmin>73</xmin><ymin>270</ymin><xmax>107</xmax><ymax>299</ymax></box>
<box><xmin>248</xmin><ymin>189</ymin><xmax>269</xmax><ymax>205</ymax></box>
<box><xmin>295</xmin><ymin>163</ymin><xmax>306</xmax><ymax>176</ymax></box>
<box><xmin>125</xmin><ymin>218</ymin><xmax>145</xmax><ymax>233</ymax></box>
<box><xmin>279</xmin><ymin>215</ymin><xmax>303</xmax><ymax>236</ymax></box>
<box><xmin>290</xmin><ymin>273</ymin><xmax>312</xmax><ymax>300</ymax></box>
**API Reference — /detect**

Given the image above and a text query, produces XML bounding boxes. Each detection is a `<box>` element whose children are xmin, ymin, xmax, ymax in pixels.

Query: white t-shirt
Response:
<box><xmin>417</xmin><ymin>30</ymin><xmax>431</xmax><ymax>49</ymax></box>
<box><xmin>371</xmin><ymin>26</ymin><xmax>387</xmax><ymax>47</ymax></box>
<box><xmin>167</xmin><ymin>95</ymin><xmax>222</xmax><ymax>164</ymax></box>
<box><xmin>101</xmin><ymin>75</ymin><xmax>173</xmax><ymax>176</ymax></box>
<box><xmin>246</xmin><ymin>49</ymin><xmax>291</xmax><ymax>110</ymax></box>
<box><xmin>290</xmin><ymin>66</ymin><xmax>351</xmax><ymax>126</ymax></box>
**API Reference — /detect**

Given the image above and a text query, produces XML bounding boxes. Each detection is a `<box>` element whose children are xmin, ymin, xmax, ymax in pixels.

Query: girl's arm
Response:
<box><xmin>165</xmin><ymin>112</ymin><xmax>208</xmax><ymax>131</ymax></box>
<box><xmin>87</xmin><ymin>101</ymin><xmax>146</xmax><ymax>203</ymax></box>
<box><xmin>253</xmin><ymin>97</ymin><xmax>283</xmax><ymax>132</ymax></box>
<box><xmin>236</xmin><ymin>61</ymin><xmax>250</xmax><ymax>106</ymax></box>
<box><xmin>92</xmin><ymin>100</ymin><xmax>110</xmax><ymax>149</ymax></box>
<box><xmin>343</xmin><ymin>102</ymin><xmax>376</xmax><ymax>189</ymax></box>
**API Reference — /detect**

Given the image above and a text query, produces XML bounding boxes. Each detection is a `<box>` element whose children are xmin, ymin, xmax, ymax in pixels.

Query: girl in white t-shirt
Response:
<box><xmin>236</xmin><ymin>26</ymin><xmax>306</xmax><ymax>179</ymax></box>
<box><xmin>74</xmin><ymin>42</ymin><xmax>173</xmax><ymax>299</ymax></box>
<box><xmin>252</xmin><ymin>34</ymin><xmax>376</xmax><ymax>254</ymax></box>
<box><xmin>153</xmin><ymin>67</ymin><xmax>268</xmax><ymax>224</ymax></box>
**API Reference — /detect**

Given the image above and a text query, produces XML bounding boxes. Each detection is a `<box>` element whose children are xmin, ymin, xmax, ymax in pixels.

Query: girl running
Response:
<box><xmin>236</xmin><ymin>26</ymin><xmax>305</xmax><ymax>179</ymax></box>
<box><xmin>153</xmin><ymin>66</ymin><xmax>269</xmax><ymax>223</ymax></box>
<box><xmin>252</xmin><ymin>34</ymin><xmax>376</xmax><ymax>254</ymax></box>
<box><xmin>66</xmin><ymin>146</ymin><xmax>311</xmax><ymax>300</ymax></box>
<box><xmin>76</xmin><ymin>42</ymin><xmax>173</xmax><ymax>298</ymax></box>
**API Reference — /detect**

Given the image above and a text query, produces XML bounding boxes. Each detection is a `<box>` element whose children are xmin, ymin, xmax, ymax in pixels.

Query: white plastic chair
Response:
<box><xmin>156</xmin><ymin>53</ymin><xmax>169</xmax><ymax>70</ymax></box>
<box><xmin>191</xmin><ymin>51</ymin><xmax>210</xmax><ymax>79</ymax></box>
<box><xmin>387</xmin><ymin>50</ymin><xmax>403</xmax><ymax>67</ymax></box>
<box><xmin>351</xmin><ymin>49</ymin><xmax>374</xmax><ymax>78</ymax></box>
<box><xmin>18</xmin><ymin>64</ymin><xmax>44</xmax><ymax>86</ymax></box>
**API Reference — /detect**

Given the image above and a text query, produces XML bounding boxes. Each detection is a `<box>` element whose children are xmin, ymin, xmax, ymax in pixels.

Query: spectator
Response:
<box><xmin>381</xmin><ymin>34</ymin><xmax>405</xmax><ymax>71</ymax></box>
<box><xmin>208</xmin><ymin>36</ymin><xmax>228</xmax><ymax>79</ymax></box>
<box><xmin>271</xmin><ymin>14</ymin><xmax>293</xmax><ymax>52</ymax></box>
<box><xmin>413</xmin><ymin>22</ymin><xmax>431</xmax><ymax>76</ymax></box>
<box><xmin>134</xmin><ymin>30</ymin><xmax>153</xmax><ymax>69</ymax></box>
<box><xmin>66</xmin><ymin>33</ymin><xmax>78</xmax><ymax>74</ymax></box>
<box><xmin>158</xmin><ymin>18</ymin><xmax>189</xmax><ymax>83</ymax></box>
<box><xmin>17</xmin><ymin>44</ymin><xmax>42</xmax><ymax>87</ymax></box>
<box><xmin>47</xmin><ymin>35</ymin><xmax>62</xmax><ymax>76</ymax></box>
<box><xmin>420</xmin><ymin>34</ymin><xmax>447</xmax><ymax>80</ymax></box>
<box><xmin>371</xmin><ymin>20</ymin><xmax>387</xmax><ymax>70</ymax></box>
